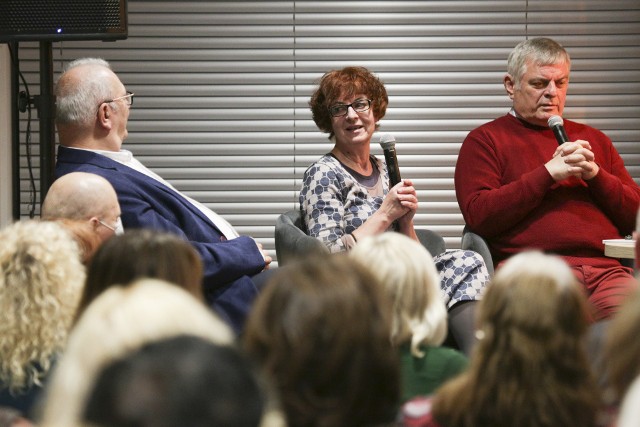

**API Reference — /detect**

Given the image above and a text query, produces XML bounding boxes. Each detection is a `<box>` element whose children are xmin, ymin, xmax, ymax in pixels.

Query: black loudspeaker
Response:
<box><xmin>0</xmin><ymin>0</ymin><xmax>128</xmax><ymax>42</ymax></box>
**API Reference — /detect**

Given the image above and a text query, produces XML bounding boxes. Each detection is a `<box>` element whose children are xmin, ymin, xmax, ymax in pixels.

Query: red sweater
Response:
<box><xmin>455</xmin><ymin>114</ymin><xmax>640</xmax><ymax>266</ymax></box>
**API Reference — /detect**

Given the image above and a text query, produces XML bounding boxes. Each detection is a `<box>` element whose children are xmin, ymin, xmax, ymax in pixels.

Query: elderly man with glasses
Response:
<box><xmin>53</xmin><ymin>58</ymin><xmax>272</xmax><ymax>334</ymax></box>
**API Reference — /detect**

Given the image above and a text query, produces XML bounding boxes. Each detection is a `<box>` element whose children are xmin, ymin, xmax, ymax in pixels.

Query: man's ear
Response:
<box><xmin>89</xmin><ymin>216</ymin><xmax>101</xmax><ymax>231</ymax></box>
<box><xmin>97</xmin><ymin>103</ymin><xmax>113</xmax><ymax>130</ymax></box>
<box><xmin>504</xmin><ymin>73</ymin><xmax>516</xmax><ymax>99</ymax></box>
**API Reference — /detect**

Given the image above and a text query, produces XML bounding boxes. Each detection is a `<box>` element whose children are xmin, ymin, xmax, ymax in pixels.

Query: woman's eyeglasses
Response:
<box><xmin>328</xmin><ymin>99</ymin><xmax>371</xmax><ymax>117</ymax></box>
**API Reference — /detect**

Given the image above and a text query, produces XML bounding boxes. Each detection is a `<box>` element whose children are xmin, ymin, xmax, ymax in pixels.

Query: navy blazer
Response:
<box><xmin>55</xmin><ymin>145</ymin><xmax>266</xmax><ymax>333</ymax></box>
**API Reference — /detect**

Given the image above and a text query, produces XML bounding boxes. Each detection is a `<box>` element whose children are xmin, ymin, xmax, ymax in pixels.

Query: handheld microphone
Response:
<box><xmin>379</xmin><ymin>134</ymin><xmax>402</xmax><ymax>187</ymax></box>
<box><xmin>547</xmin><ymin>115</ymin><xmax>569</xmax><ymax>145</ymax></box>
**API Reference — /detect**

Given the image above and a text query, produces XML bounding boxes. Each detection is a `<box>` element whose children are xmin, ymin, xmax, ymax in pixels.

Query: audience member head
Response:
<box><xmin>83</xmin><ymin>335</ymin><xmax>265</xmax><ymax>427</ymax></box>
<box><xmin>0</xmin><ymin>220</ymin><xmax>85</xmax><ymax>394</ymax></box>
<box><xmin>350</xmin><ymin>233</ymin><xmax>447</xmax><ymax>356</ymax></box>
<box><xmin>432</xmin><ymin>251</ymin><xmax>600</xmax><ymax>427</ymax></box>
<box><xmin>243</xmin><ymin>253</ymin><xmax>399</xmax><ymax>427</ymax></box>
<box><xmin>309</xmin><ymin>66</ymin><xmax>388</xmax><ymax>139</ymax></box>
<box><xmin>39</xmin><ymin>278</ymin><xmax>233</xmax><ymax>427</ymax></box>
<box><xmin>50</xmin><ymin>218</ymin><xmax>102</xmax><ymax>265</ymax></box>
<box><xmin>77</xmin><ymin>229</ymin><xmax>204</xmax><ymax>321</ymax></box>
<box><xmin>603</xmin><ymin>286</ymin><xmax>640</xmax><ymax>407</ymax></box>
<box><xmin>42</xmin><ymin>172</ymin><xmax>122</xmax><ymax>245</ymax></box>
<box><xmin>506</xmin><ymin>37</ymin><xmax>571</xmax><ymax>88</ymax></box>
<box><xmin>54</xmin><ymin>57</ymin><xmax>131</xmax><ymax>151</ymax></box>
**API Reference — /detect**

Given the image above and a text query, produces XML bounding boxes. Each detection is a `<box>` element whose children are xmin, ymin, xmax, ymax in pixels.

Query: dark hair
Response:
<box><xmin>243</xmin><ymin>253</ymin><xmax>399</xmax><ymax>427</ymax></box>
<box><xmin>78</xmin><ymin>229</ymin><xmax>203</xmax><ymax>321</ymax></box>
<box><xmin>83</xmin><ymin>335</ymin><xmax>265</xmax><ymax>427</ymax></box>
<box><xmin>309</xmin><ymin>66</ymin><xmax>388</xmax><ymax>139</ymax></box>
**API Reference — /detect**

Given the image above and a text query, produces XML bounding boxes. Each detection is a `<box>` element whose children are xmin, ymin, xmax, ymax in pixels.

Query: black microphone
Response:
<box><xmin>547</xmin><ymin>115</ymin><xmax>569</xmax><ymax>145</ymax></box>
<box><xmin>379</xmin><ymin>134</ymin><xmax>402</xmax><ymax>187</ymax></box>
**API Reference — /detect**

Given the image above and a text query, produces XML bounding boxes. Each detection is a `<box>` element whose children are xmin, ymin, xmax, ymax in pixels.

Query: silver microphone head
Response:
<box><xmin>547</xmin><ymin>115</ymin><xmax>564</xmax><ymax>128</ymax></box>
<box><xmin>379</xmin><ymin>133</ymin><xmax>396</xmax><ymax>150</ymax></box>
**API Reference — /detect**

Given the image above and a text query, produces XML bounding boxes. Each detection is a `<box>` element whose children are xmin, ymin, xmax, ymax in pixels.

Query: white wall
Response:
<box><xmin>0</xmin><ymin>44</ymin><xmax>13</xmax><ymax>227</ymax></box>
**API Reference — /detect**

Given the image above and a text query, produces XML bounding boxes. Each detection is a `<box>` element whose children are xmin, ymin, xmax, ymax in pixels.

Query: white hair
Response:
<box><xmin>494</xmin><ymin>250</ymin><xmax>576</xmax><ymax>287</ymax></box>
<box><xmin>39</xmin><ymin>278</ymin><xmax>234</xmax><ymax>427</ymax></box>
<box><xmin>507</xmin><ymin>37</ymin><xmax>571</xmax><ymax>87</ymax></box>
<box><xmin>55</xmin><ymin>57</ymin><xmax>116</xmax><ymax>127</ymax></box>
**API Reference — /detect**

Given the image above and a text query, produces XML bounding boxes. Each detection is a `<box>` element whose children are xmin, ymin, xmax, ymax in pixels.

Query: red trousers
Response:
<box><xmin>572</xmin><ymin>264</ymin><xmax>637</xmax><ymax>321</ymax></box>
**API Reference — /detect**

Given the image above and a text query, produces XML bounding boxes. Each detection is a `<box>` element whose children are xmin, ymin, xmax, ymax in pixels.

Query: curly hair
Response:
<box><xmin>0</xmin><ymin>220</ymin><xmax>85</xmax><ymax>393</ymax></box>
<box><xmin>309</xmin><ymin>66</ymin><xmax>388</xmax><ymax>140</ymax></box>
<box><xmin>432</xmin><ymin>251</ymin><xmax>601</xmax><ymax>427</ymax></box>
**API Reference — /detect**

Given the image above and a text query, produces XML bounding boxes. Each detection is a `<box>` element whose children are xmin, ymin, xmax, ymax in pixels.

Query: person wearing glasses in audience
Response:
<box><xmin>53</xmin><ymin>58</ymin><xmax>272</xmax><ymax>335</ymax></box>
<box><xmin>41</xmin><ymin>171</ymin><xmax>122</xmax><ymax>264</ymax></box>
<box><xmin>300</xmin><ymin>66</ymin><xmax>491</xmax><ymax>355</ymax></box>
<box><xmin>41</xmin><ymin>171</ymin><xmax>123</xmax><ymax>240</ymax></box>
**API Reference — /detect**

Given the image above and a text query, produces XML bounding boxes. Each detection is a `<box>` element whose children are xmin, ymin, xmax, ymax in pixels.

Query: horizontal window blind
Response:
<box><xmin>16</xmin><ymin>0</ymin><xmax>640</xmax><ymax>262</ymax></box>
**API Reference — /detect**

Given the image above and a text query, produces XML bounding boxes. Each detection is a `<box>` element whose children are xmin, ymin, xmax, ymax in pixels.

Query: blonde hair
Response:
<box><xmin>39</xmin><ymin>278</ymin><xmax>234</xmax><ymax>427</ymax></box>
<box><xmin>0</xmin><ymin>220</ymin><xmax>85</xmax><ymax>393</ymax></box>
<box><xmin>350</xmin><ymin>233</ymin><xmax>447</xmax><ymax>357</ymax></box>
<box><xmin>433</xmin><ymin>251</ymin><xmax>600</xmax><ymax>427</ymax></box>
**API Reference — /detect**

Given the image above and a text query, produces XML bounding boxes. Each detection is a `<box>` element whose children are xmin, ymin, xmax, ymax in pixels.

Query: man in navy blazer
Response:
<box><xmin>53</xmin><ymin>58</ymin><xmax>272</xmax><ymax>334</ymax></box>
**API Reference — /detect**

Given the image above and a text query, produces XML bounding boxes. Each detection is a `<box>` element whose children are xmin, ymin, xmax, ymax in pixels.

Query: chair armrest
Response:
<box><xmin>461</xmin><ymin>226</ymin><xmax>494</xmax><ymax>276</ymax></box>
<box><xmin>274</xmin><ymin>211</ymin><xmax>328</xmax><ymax>266</ymax></box>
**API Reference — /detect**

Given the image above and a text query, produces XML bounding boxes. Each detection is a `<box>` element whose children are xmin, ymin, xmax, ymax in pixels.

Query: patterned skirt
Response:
<box><xmin>434</xmin><ymin>250</ymin><xmax>490</xmax><ymax>309</ymax></box>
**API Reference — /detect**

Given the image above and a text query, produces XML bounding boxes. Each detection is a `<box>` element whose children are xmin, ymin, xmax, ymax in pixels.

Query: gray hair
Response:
<box><xmin>507</xmin><ymin>38</ymin><xmax>571</xmax><ymax>87</ymax></box>
<box><xmin>55</xmin><ymin>57</ymin><xmax>117</xmax><ymax>127</ymax></box>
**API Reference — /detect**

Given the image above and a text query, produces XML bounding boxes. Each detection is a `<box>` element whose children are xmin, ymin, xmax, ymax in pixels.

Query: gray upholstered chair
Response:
<box><xmin>274</xmin><ymin>210</ymin><xmax>447</xmax><ymax>266</ymax></box>
<box><xmin>415</xmin><ymin>228</ymin><xmax>446</xmax><ymax>258</ymax></box>
<box><xmin>274</xmin><ymin>210</ymin><xmax>329</xmax><ymax>266</ymax></box>
<box><xmin>461</xmin><ymin>225</ymin><xmax>494</xmax><ymax>276</ymax></box>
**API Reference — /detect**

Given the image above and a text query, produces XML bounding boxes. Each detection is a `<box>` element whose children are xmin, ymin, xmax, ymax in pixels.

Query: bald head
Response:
<box><xmin>42</xmin><ymin>172</ymin><xmax>119</xmax><ymax>222</ymax></box>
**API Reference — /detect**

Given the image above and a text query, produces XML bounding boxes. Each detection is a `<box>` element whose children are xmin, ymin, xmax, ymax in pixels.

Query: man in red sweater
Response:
<box><xmin>455</xmin><ymin>37</ymin><xmax>640</xmax><ymax>320</ymax></box>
